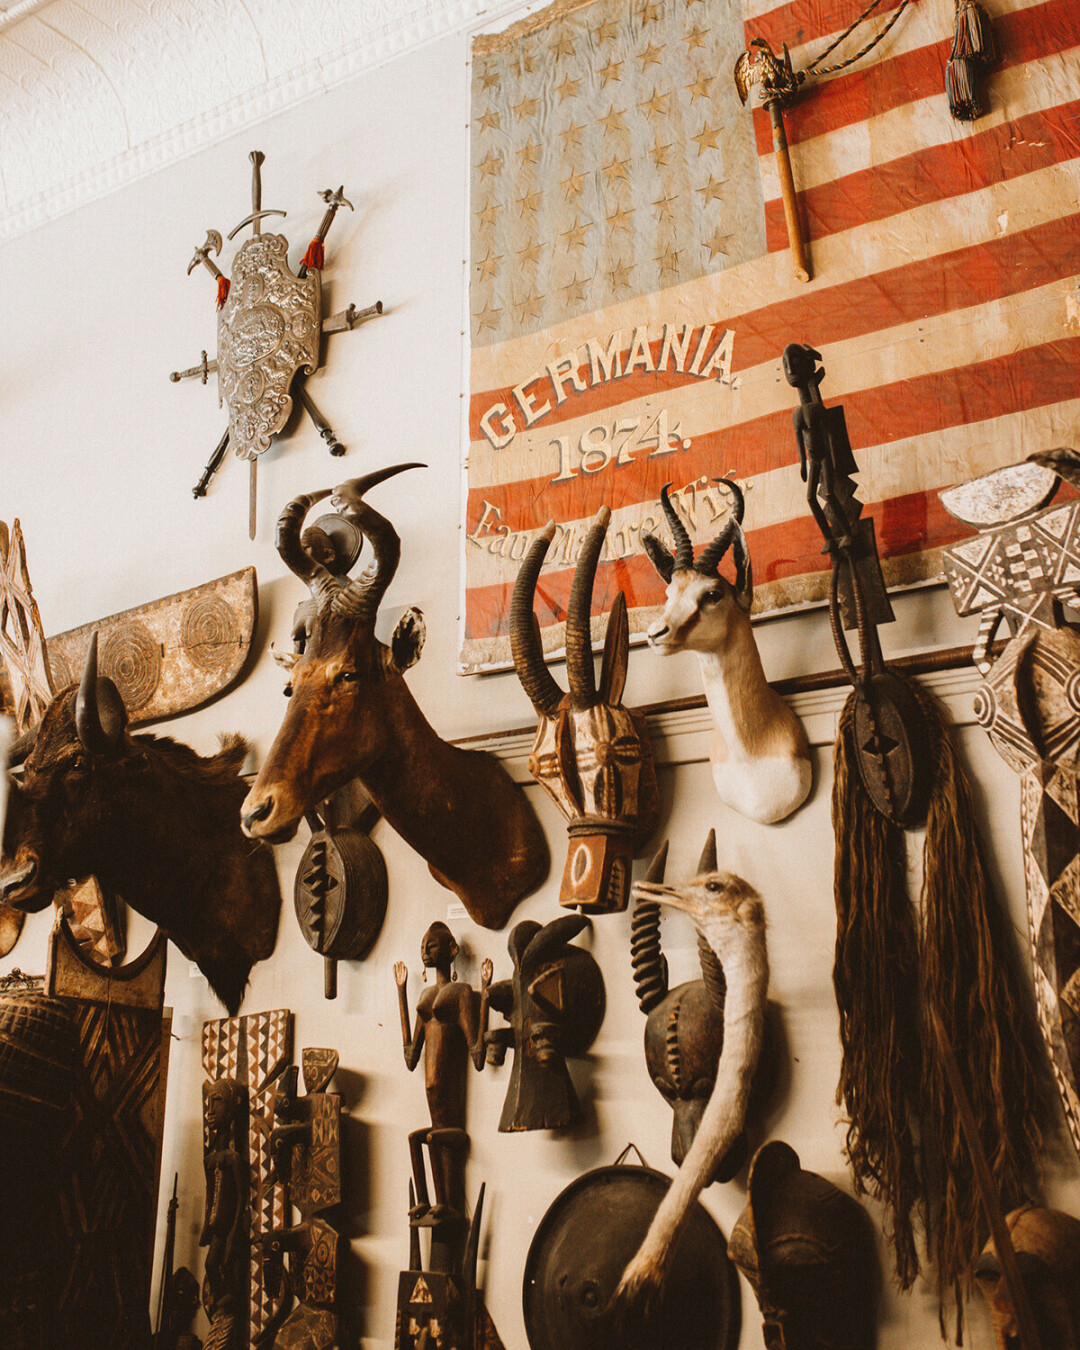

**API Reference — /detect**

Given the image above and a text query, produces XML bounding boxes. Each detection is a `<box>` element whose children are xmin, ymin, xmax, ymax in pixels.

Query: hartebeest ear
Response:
<box><xmin>270</xmin><ymin>644</ymin><xmax>300</xmax><ymax>671</ymax></box>
<box><xmin>390</xmin><ymin>607</ymin><xmax>426</xmax><ymax>672</ymax></box>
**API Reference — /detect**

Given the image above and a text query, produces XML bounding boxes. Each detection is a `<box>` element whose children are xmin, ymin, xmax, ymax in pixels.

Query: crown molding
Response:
<box><xmin>0</xmin><ymin>0</ymin><xmax>525</xmax><ymax>246</ymax></box>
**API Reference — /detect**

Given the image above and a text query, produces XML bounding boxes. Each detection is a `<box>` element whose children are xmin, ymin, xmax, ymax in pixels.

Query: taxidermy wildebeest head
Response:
<box><xmin>0</xmin><ymin>635</ymin><xmax>281</xmax><ymax>1013</ymax></box>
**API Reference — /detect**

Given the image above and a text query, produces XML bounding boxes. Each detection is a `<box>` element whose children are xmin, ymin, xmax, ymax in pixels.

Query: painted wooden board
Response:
<box><xmin>46</xmin><ymin>566</ymin><xmax>257</xmax><ymax>726</ymax></box>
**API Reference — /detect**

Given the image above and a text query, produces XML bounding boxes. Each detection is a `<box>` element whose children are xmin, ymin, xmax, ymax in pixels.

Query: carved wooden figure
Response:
<box><xmin>631</xmin><ymin>836</ymin><xmax>748</xmax><ymax>1182</ymax></box>
<box><xmin>485</xmin><ymin>914</ymin><xmax>604</xmax><ymax>1132</ymax></box>
<box><xmin>395</xmin><ymin>923</ymin><xmax>489</xmax><ymax>1228</ymax></box>
<box><xmin>0</xmin><ymin>634</ymin><xmax>282</xmax><ymax>1013</ymax></box>
<box><xmin>941</xmin><ymin>456</ymin><xmax>1080</xmax><ymax>1160</ymax></box>
<box><xmin>511</xmin><ymin>506</ymin><xmax>659</xmax><ymax>913</ymax></box>
<box><xmin>615</xmin><ymin>860</ymin><xmax>768</xmax><ymax>1307</ymax></box>
<box><xmin>242</xmin><ymin>465</ymin><xmax>548</xmax><ymax>929</ymax></box>
<box><xmin>201</xmin><ymin>1077</ymin><xmax>248</xmax><ymax>1350</ymax></box>
<box><xmin>642</xmin><ymin>482</ymin><xmax>811</xmax><ymax>823</ymax></box>
<box><xmin>203</xmin><ymin>1008</ymin><xmax>294</xmax><ymax>1348</ymax></box>
<box><xmin>262</xmin><ymin>1049</ymin><xmax>344</xmax><ymax>1350</ymax></box>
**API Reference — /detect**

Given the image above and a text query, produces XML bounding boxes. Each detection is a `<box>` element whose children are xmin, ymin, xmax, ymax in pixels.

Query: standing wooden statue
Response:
<box><xmin>262</xmin><ymin>1049</ymin><xmax>344</xmax><ymax>1350</ymax></box>
<box><xmin>201</xmin><ymin>1078</ymin><xmax>248</xmax><ymax>1350</ymax></box>
<box><xmin>394</xmin><ymin>923</ymin><xmax>490</xmax><ymax>1227</ymax></box>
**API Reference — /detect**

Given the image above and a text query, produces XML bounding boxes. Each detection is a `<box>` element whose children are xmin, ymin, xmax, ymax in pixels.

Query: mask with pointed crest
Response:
<box><xmin>511</xmin><ymin>508</ymin><xmax>659</xmax><ymax>913</ymax></box>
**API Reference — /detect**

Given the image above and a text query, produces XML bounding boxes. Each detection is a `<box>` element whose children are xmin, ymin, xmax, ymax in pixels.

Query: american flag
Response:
<box><xmin>462</xmin><ymin>0</ymin><xmax>1080</xmax><ymax>671</ymax></box>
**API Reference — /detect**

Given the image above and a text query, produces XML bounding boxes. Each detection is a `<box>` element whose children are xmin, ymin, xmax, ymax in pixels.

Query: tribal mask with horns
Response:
<box><xmin>511</xmin><ymin>507</ymin><xmax>659</xmax><ymax>913</ymax></box>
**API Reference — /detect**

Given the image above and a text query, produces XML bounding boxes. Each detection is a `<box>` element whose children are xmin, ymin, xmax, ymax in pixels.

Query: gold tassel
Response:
<box><xmin>947</xmin><ymin>0</ymin><xmax>996</xmax><ymax>120</ymax></box>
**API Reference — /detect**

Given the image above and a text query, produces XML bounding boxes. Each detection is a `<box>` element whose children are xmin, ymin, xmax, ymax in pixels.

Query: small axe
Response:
<box><xmin>299</xmin><ymin>185</ymin><xmax>353</xmax><ymax>276</ymax></box>
<box><xmin>735</xmin><ymin>39</ymin><xmax>811</xmax><ymax>283</ymax></box>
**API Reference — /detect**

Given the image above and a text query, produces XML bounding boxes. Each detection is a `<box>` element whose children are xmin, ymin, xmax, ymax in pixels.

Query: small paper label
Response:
<box><xmin>447</xmin><ymin>903</ymin><xmax>469</xmax><ymax>922</ymax></box>
<box><xmin>189</xmin><ymin>962</ymin><xmax>205</xmax><ymax>980</ymax></box>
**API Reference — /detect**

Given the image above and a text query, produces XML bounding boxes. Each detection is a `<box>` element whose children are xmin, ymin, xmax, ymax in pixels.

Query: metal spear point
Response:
<box><xmin>186</xmin><ymin>229</ymin><xmax>225</xmax><ymax>281</ymax></box>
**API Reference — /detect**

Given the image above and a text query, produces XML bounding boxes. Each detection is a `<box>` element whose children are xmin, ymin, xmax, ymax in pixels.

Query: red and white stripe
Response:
<box><xmin>463</xmin><ymin>0</ymin><xmax>1080</xmax><ymax>664</ymax></box>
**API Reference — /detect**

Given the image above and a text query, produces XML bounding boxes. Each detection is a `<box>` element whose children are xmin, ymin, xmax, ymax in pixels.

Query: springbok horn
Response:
<box><xmin>510</xmin><ymin>523</ymin><xmax>564</xmax><ymax>717</ymax></box>
<box><xmin>336</xmin><ymin>462</ymin><xmax>426</xmax><ymax>623</ymax></box>
<box><xmin>75</xmin><ymin>633</ymin><xmax>127</xmax><ymax>755</ymax></box>
<box><xmin>276</xmin><ymin>488</ymin><xmax>337</xmax><ymax>599</ymax></box>
<box><xmin>696</xmin><ymin>828</ymin><xmax>718</xmax><ymax>874</ymax></box>
<box><xmin>659</xmin><ymin>484</ymin><xmax>695</xmax><ymax>572</ymax></box>
<box><xmin>696</xmin><ymin>481</ymin><xmax>745</xmax><ymax>577</ymax></box>
<box><xmin>565</xmin><ymin>507</ymin><xmax>611</xmax><ymax>707</ymax></box>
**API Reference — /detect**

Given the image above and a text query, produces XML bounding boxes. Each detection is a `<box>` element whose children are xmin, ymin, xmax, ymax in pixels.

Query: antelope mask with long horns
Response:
<box><xmin>241</xmin><ymin>464</ymin><xmax>548</xmax><ymax>930</ymax></box>
<box><xmin>511</xmin><ymin>507</ymin><xmax>659</xmax><ymax>913</ymax></box>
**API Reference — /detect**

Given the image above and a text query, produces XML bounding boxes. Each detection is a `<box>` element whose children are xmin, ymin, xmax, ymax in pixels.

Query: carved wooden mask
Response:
<box><xmin>511</xmin><ymin>508</ymin><xmax>659</xmax><ymax>913</ymax></box>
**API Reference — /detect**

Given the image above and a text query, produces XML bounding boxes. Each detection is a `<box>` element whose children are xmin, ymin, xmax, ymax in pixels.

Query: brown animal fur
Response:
<box><xmin>1</xmin><ymin>686</ymin><xmax>281</xmax><ymax>1013</ymax></box>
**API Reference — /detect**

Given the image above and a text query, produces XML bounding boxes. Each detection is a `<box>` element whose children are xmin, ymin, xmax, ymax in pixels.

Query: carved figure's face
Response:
<box><xmin>421</xmin><ymin>923</ymin><xmax>457</xmax><ymax>969</ymax></box>
<box><xmin>529</xmin><ymin>702</ymin><xmax>657</xmax><ymax>912</ymax></box>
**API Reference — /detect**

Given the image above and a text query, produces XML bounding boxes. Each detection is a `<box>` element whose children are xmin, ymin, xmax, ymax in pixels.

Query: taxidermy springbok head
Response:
<box><xmin>616</xmin><ymin>848</ymin><xmax>768</xmax><ymax>1308</ymax></box>
<box><xmin>0</xmin><ymin>635</ymin><xmax>281</xmax><ymax>1013</ymax></box>
<box><xmin>511</xmin><ymin>506</ymin><xmax>659</xmax><ymax>913</ymax></box>
<box><xmin>642</xmin><ymin>482</ymin><xmax>811</xmax><ymax>824</ymax></box>
<box><xmin>242</xmin><ymin>464</ymin><xmax>548</xmax><ymax>930</ymax></box>
<box><xmin>631</xmin><ymin>835</ymin><xmax>749</xmax><ymax>1183</ymax></box>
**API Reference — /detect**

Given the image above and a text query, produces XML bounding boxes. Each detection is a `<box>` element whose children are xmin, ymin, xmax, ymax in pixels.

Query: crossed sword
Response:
<box><xmin>171</xmin><ymin>152</ymin><xmax>382</xmax><ymax>531</ymax></box>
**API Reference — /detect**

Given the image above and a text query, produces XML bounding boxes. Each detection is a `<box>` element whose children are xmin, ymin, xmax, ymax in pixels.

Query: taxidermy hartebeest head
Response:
<box><xmin>615</xmin><ymin>847</ymin><xmax>768</xmax><ymax>1308</ymax></box>
<box><xmin>631</xmin><ymin>835</ymin><xmax>748</xmax><ymax>1183</ymax></box>
<box><xmin>0</xmin><ymin>635</ymin><xmax>282</xmax><ymax>1013</ymax></box>
<box><xmin>642</xmin><ymin>481</ymin><xmax>811</xmax><ymax>824</ymax></box>
<box><xmin>511</xmin><ymin>506</ymin><xmax>659</xmax><ymax>913</ymax></box>
<box><xmin>241</xmin><ymin>464</ymin><xmax>548</xmax><ymax>930</ymax></box>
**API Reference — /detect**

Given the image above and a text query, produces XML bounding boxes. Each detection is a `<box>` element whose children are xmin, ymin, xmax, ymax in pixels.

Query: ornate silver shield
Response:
<box><xmin>217</xmin><ymin>234</ymin><xmax>320</xmax><ymax>462</ymax></box>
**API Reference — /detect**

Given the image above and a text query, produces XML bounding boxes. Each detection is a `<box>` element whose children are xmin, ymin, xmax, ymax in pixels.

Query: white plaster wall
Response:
<box><xmin>0</xmin><ymin>26</ymin><xmax>1076</xmax><ymax>1350</ymax></box>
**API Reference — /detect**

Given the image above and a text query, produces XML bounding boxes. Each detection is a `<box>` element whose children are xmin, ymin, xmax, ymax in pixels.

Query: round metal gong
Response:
<box><xmin>523</xmin><ymin>1158</ymin><xmax>740</xmax><ymax>1350</ymax></box>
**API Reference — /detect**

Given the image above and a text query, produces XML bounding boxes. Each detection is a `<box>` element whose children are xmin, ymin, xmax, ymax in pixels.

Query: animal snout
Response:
<box><xmin>646</xmin><ymin>621</ymin><xmax>670</xmax><ymax>647</ymax></box>
<box><xmin>0</xmin><ymin>855</ymin><xmax>40</xmax><ymax>907</ymax></box>
<box><xmin>241</xmin><ymin>796</ymin><xmax>274</xmax><ymax>834</ymax></box>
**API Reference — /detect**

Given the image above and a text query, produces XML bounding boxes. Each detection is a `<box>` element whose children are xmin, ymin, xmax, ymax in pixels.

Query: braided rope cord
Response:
<box><xmin>804</xmin><ymin>0</ymin><xmax>916</xmax><ymax>78</ymax></box>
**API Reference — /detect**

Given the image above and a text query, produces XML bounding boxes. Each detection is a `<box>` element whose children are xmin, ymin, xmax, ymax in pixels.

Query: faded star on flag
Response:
<box><xmin>638</xmin><ymin>41</ymin><xmax>665</xmax><ymax>69</ymax></box>
<box><xmin>560</xmin><ymin>272</ymin><xmax>591</xmax><ymax>304</ymax></box>
<box><xmin>703</xmin><ymin>228</ymin><xmax>732</xmax><ymax>262</ymax></box>
<box><xmin>561</xmin><ymin>217</ymin><xmax>592</xmax><ymax>251</ymax></box>
<box><xmin>607</xmin><ymin>259</ymin><xmax>634</xmax><ymax>291</ymax></box>
<box><xmin>476</xmin><ymin>248</ymin><xmax>502</xmax><ymax>281</ymax></box>
<box><xmin>692</xmin><ymin>121</ymin><xmax>721</xmax><ymax>154</ymax></box>
<box><xmin>474</xmin><ymin>300</ymin><xmax>501</xmax><ymax>333</ymax></box>
<box><xmin>640</xmin><ymin>88</ymin><xmax>670</xmax><ymax>121</ymax></box>
<box><xmin>515</xmin><ymin>287</ymin><xmax>544</xmax><ymax>321</ymax></box>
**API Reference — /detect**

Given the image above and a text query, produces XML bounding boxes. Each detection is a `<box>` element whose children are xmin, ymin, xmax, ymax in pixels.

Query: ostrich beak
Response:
<box><xmin>631</xmin><ymin>879</ymin><xmax>698</xmax><ymax>917</ymax></box>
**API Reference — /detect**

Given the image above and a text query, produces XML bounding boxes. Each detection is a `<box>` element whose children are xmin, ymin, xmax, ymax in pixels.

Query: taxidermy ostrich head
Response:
<box><xmin>615</xmin><ymin>844</ymin><xmax>768</xmax><ymax>1310</ymax></box>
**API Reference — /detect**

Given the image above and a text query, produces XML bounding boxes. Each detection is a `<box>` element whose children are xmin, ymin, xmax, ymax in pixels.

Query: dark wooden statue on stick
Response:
<box><xmin>395</xmin><ymin>922</ymin><xmax>489</xmax><ymax>1230</ymax></box>
<box><xmin>201</xmin><ymin>1078</ymin><xmax>248</xmax><ymax>1350</ymax></box>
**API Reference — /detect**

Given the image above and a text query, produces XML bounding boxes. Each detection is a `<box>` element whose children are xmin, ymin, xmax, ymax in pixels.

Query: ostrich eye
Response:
<box><xmin>705</xmin><ymin>879</ymin><xmax>724</xmax><ymax>894</ymax></box>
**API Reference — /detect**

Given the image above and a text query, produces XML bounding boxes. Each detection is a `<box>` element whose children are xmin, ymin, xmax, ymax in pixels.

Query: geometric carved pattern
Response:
<box><xmin>47</xmin><ymin>953</ymin><xmax>167</xmax><ymax>1350</ymax></box>
<box><xmin>1022</xmin><ymin>765</ymin><xmax>1080</xmax><ymax>1157</ymax></box>
<box><xmin>943</xmin><ymin>501</ymin><xmax>1080</xmax><ymax>623</ymax></box>
<box><xmin>0</xmin><ymin>519</ymin><xmax>54</xmax><ymax>734</ymax></box>
<box><xmin>203</xmin><ymin>1008</ymin><xmax>293</xmax><ymax>1348</ymax></box>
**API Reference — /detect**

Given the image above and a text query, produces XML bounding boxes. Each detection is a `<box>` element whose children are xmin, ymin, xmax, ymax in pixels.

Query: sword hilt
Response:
<box><xmin>250</xmin><ymin>150</ymin><xmax>264</xmax><ymax>233</ymax></box>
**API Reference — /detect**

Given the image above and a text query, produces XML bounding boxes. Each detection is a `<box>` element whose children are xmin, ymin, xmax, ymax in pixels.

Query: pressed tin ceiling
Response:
<box><xmin>0</xmin><ymin>0</ymin><xmax>527</xmax><ymax>246</ymax></box>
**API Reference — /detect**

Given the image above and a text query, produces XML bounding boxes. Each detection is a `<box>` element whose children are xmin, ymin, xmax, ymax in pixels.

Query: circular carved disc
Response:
<box><xmin>100</xmin><ymin>623</ymin><xmax>161</xmax><ymax>711</ymax></box>
<box><xmin>182</xmin><ymin>595</ymin><xmax>241</xmax><ymax>672</ymax></box>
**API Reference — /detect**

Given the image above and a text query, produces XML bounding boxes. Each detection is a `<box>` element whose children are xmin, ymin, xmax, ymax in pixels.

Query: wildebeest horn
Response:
<box><xmin>696</xmin><ymin>828</ymin><xmax>718</xmax><ymax>874</ymax></box>
<box><xmin>696</xmin><ymin>479</ymin><xmax>745</xmax><ymax>577</ymax></box>
<box><xmin>276</xmin><ymin>488</ymin><xmax>337</xmax><ymax>599</ymax></box>
<box><xmin>335</xmin><ymin>462</ymin><xmax>426</xmax><ymax>623</ymax></box>
<box><xmin>565</xmin><ymin>507</ymin><xmax>610</xmax><ymax>707</ymax></box>
<box><xmin>659</xmin><ymin>484</ymin><xmax>695</xmax><ymax>573</ymax></box>
<box><xmin>7</xmin><ymin>723</ymin><xmax>39</xmax><ymax>766</ymax></box>
<box><xmin>75</xmin><ymin>633</ymin><xmax>127</xmax><ymax>755</ymax></box>
<box><xmin>510</xmin><ymin>522</ymin><xmax>564</xmax><ymax>717</ymax></box>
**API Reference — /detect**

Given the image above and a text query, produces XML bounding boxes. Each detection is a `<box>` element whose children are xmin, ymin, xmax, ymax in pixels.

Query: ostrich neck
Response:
<box><xmin>635</xmin><ymin>918</ymin><xmax>768</xmax><ymax>1260</ymax></box>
